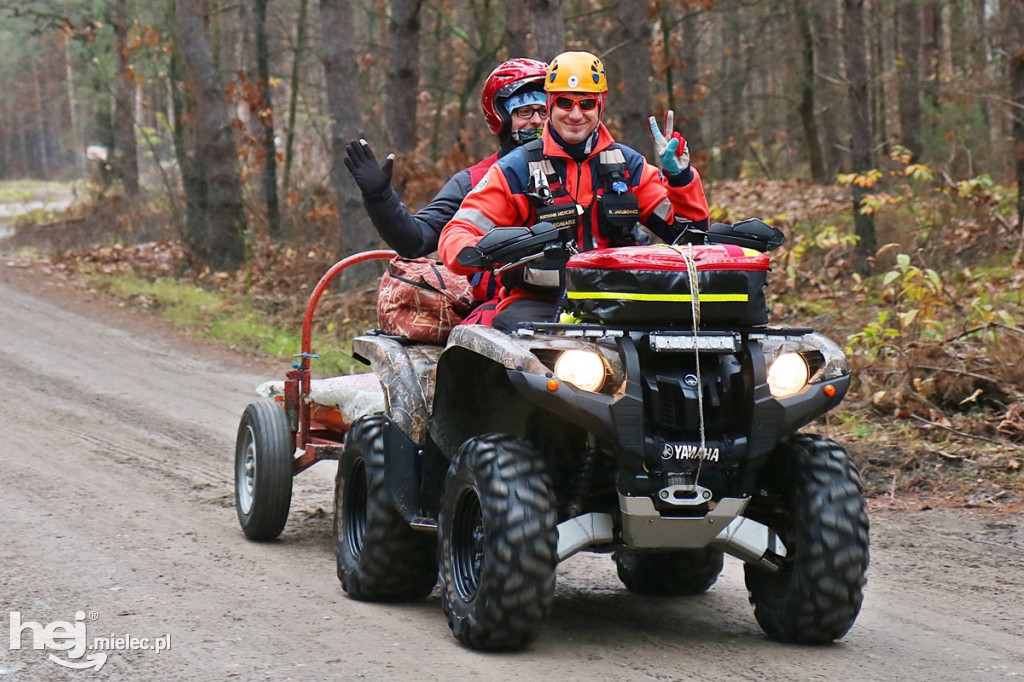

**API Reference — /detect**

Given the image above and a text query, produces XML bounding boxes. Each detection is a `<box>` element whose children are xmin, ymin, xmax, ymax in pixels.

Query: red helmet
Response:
<box><xmin>481</xmin><ymin>58</ymin><xmax>549</xmax><ymax>136</ymax></box>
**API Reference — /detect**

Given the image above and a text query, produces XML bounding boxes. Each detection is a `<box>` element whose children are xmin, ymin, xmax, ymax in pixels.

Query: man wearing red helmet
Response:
<box><xmin>344</xmin><ymin>58</ymin><xmax>549</xmax><ymax>262</ymax></box>
<box><xmin>439</xmin><ymin>51</ymin><xmax>710</xmax><ymax>333</ymax></box>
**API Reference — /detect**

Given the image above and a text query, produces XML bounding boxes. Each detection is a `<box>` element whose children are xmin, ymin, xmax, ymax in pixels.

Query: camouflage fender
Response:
<box><xmin>352</xmin><ymin>336</ymin><xmax>443</xmax><ymax>444</ymax></box>
<box><xmin>445</xmin><ymin>326</ymin><xmax>548</xmax><ymax>374</ymax></box>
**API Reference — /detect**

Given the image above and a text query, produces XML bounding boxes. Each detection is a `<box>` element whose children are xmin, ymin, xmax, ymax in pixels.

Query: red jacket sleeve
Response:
<box><xmin>439</xmin><ymin>164</ymin><xmax>532</xmax><ymax>276</ymax></box>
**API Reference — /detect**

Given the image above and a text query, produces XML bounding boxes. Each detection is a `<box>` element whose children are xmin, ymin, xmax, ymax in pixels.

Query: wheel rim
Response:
<box><xmin>450</xmin><ymin>487</ymin><xmax>484</xmax><ymax>601</ymax></box>
<box><xmin>238</xmin><ymin>425</ymin><xmax>257</xmax><ymax>515</ymax></box>
<box><xmin>343</xmin><ymin>458</ymin><xmax>368</xmax><ymax>557</ymax></box>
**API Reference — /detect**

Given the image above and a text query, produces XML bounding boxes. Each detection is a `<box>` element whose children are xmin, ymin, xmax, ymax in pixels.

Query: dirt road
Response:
<box><xmin>1</xmin><ymin>270</ymin><xmax>1022</xmax><ymax>681</ymax></box>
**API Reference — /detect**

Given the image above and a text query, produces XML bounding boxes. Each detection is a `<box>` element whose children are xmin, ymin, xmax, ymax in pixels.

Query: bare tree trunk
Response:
<box><xmin>31</xmin><ymin>62</ymin><xmax>50</xmax><ymax>179</ymax></box>
<box><xmin>427</xmin><ymin>6</ymin><xmax>448</xmax><ymax>160</ymax></box>
<box><xmin>168</xmin><ymin>4</ymin><xmax>195</xmax><ymax>241</ymax></box>
<box><xmin>387</xmin><ymin>0</ymin><xmax>423</xmax><ymax>152</ymax></box>
<box><xmin>256</xmin><ymin>0</ymin><xmax>280</xmax><ymax>238</ymax></box>
<box><xmin>529</xmin><ymin>0</ymin><xmax>564</xmax><ymax>60</ymax></box>
<box><xmin>283</xmin><ymin>0</ymin><xmax>308</xmax><ymax>199</ymax></box>
<box><xmin>320</xmin><ymin>0</ymin><xmax>379</xmax><ymax>267</ymax></box>
<box><xmin>795</xmin><ymin>0</ymin><xmax>826</xmax><ymax>183</ymax></box>
<box><xmin>608</xmin><ymin>0</ymin><xmax>652</xmax><ymax>153</ymax></box>
<box><xmin>815</xmin><ymin>3</ymin><xmax>844</xmax><ymax>176</ymax></box>
<box><xmin>175</xmin><ymin>0</ymin><xmax>247</xmax><ymax>272</ymax></box>
<box><xmin>680</xmin><ymin>7</ymin><xmax>705</xmax><ymax>168</ymax></box>
<box><xmin>844</xmin><ymin>0</ymin><xmax>876</xmax><ymax>274</ymax></box>
<box><xmin>720</xmin><ymin>7</ymin><xmax>747</xmax><ymax>179</ymax></box>
<box><xmin>922</xmin><ymin>1</ymin><xmax>942</xmax><ymax>110</ymax></box>
<box><xmin>1007</xmin><ymin>0</ymin><xmax>1024</xmax><ymax>250</ymax></box>
<box><xmin>868</xmin><ymin>0</ymin><xmax>888</xmax><ymax>158</ymax></box>
<box><xmin>505</xmin><ymin>0</ymin><xmax>529</xmax><ymax>58</ymax></box>
<box><xmin>17</xmin><ymin>105</ymin><xmax>29</xmax><ymax>177</ymax></box>
<box><xmin>113</xmin><ymin>0</ymin><xmax>140</xmax><ymax>196</ymax></box>
<box><xmin>897</xmin><ymin>1</ymin><xmax>923</xmax><ymax>158</ymax></box>
<box><xmin>63</xmin><ymin>33</ymin><xmax>83</xmax><ymax>175</ymax></box>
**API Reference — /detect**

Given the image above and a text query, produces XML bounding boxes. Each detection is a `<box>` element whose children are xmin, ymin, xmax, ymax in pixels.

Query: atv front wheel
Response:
<box><xmin>334</xmin><ymin>415</ymin><xmax>437</xmax><ymax>601</ymax></box>
<box><xmin>234</xmin><ymin>402</ymin><xmax>293</xmax><ymax>541</ymax></box>
<box><xmin>744</xmin><ymin>434</ymin><xmax>869</xmax><ymax>643</ymax></box>
<box><xmin>614</xmin><ymin>548</ymin><xmax>724</xmax><ymax>596</ymax></box>
<box><xmin>439</xmin><ymin>435</ymin><xmax>558</xmax><ymax>651</ymax></box>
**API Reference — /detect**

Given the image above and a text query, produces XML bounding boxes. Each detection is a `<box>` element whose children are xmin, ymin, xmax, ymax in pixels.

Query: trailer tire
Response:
<box><xmin>334</xmin><ymin>414</ymin><xmax>437</xmax><ymax>601</ymax></box>
<box><xmin>235</xmin><ymin>402</ymin><xmax>293</xmax><ymax>541</ymax></box>
<box><xmin>439</xmin><ymin>435</ymin><xmax>557</xmax><ymax>651</ymax></box>
<box><xmin>614</xmin><ymin>548</ymin><xmax>724</xmax><ymax>596</ymax></box>
<box><xmin>745</xmin><ymin>434</ymin><xmax>869</xmax><ymax>643</ymax></box>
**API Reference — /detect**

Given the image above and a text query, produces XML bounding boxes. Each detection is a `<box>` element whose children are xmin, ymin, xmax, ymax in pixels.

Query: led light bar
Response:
<box><xmin>650</xmin><ymin>332</ymin><xmax>740</xmax><ymax>353</ymax></box>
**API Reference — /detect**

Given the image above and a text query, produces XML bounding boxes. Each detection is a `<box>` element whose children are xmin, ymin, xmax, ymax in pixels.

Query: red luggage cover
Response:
<box><xmin>564</xmin><ymin>244</ymin><xmax>771</xmax><ymax>326</ymax></box>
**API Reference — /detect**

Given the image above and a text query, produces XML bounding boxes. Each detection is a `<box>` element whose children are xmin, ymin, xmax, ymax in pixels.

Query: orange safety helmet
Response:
<box><xmin>544</xmin><ymin>51</ymin><xmax>608</xmax><ymax>94</ymax></box>
<box><xmin>481</xmin><ymin>58</ymin><xmax>549</xmax><ymax>137</ymax></box>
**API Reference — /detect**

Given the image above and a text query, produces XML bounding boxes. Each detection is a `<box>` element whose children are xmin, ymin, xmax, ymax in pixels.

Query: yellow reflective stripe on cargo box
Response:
<box><xmin>565</xmin><ymin>291</ymin><xmax>749</xmax><ymax>302</ymax></box>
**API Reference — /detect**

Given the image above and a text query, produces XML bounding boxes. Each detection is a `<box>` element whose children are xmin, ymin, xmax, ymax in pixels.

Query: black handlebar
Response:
<box><xmin>456</xmin><ymin>222</ymin><xmax>575</xmax><ymax>269</ymax></box>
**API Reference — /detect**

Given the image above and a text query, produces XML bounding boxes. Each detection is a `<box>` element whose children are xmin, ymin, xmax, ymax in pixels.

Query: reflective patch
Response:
<box><xmin>523</xmin><ymin>267</ymin><xmax>561</xmax><ymax>288</ymax></box>
<box><xmin>599</xmin><ymin>148</ymin><xmax>625</xmax><ymax>165</ymax></box>
<box><xmin>653</xmin><ymin>198</ymin><xmax>673</xmax><ymax>221</ymax></box>
<box><xmin>452</xmin><ymin>208</ymin><xmax>496</xmax><ymax>232</ymax></box>
<box><xmin>527</xmin><ymin>159</ymin><xmax>555</xmax><ymax>177</ymax></box>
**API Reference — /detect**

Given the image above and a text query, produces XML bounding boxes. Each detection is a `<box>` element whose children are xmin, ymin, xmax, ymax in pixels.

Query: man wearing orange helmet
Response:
<box><xmin>344</xmin><ymin>58</ymin><xmax>549</xmax><ymax>261</ymax></box>
<box><xmin>439</xmin><ymin>51</ymin><xmax>710</xmax><ymax>332</ymax></box>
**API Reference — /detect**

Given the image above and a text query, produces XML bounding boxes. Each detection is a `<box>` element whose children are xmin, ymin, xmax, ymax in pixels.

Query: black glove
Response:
<box><xmin>343</xmin><ymin>138</ymin><xmax>394</xmax><ymax>197</ymax></box>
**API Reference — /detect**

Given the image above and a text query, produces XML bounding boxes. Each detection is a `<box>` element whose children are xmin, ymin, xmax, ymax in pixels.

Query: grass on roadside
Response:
<box><xmin>0</xmin><ymin>180</ymin><xmax>80</xmax><ymax>204</ymax></box>
<box><xmin>89</xmin><ymin>273</ymin><xmax>367</xmax><ymax>377</ymax></box>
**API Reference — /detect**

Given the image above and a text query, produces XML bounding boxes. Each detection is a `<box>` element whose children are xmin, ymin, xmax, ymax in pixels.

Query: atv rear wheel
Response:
<box><xmin>744</xmin><ymin>434</ymin><xmax>869</xmax><ymax>643</ymax></box>
<box><xmin>614</xmin><ymin>548</ymin><xmax>724</xmax><ymax>596</ymax></box>
<box><xmin>334</xmin><ymin>415</ymin><xmax>437</xmax><ymax>601</ymax></box>
<box><xmin>234</xmin><ymin>402</ymin><xmax>293</xmax><ymax>541</ymax></box>
<box><xmin>439</xmin><ymin>435</ymin><xmax>557</xmax><ymax>651</ymax></box>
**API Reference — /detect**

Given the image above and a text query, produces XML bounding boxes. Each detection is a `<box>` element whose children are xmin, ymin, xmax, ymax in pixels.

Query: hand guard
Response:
<box><xmin>343</xmin><ymin>138</ymin><xmax>394</xmax><ymax>196</ymax></box>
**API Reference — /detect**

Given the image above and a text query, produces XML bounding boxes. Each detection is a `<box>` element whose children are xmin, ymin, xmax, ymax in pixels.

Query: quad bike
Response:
<box><xmin>234</xmin><ymin>221</ymin><xmax>869</xmax><ymax>651</ymax></box>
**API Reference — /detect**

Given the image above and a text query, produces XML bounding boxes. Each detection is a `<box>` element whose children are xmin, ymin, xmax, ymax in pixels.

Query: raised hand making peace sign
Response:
<box><xmin>648</xmin><ymin>110</ymin><xmax>691</xmax><ymax>178</ymax></box>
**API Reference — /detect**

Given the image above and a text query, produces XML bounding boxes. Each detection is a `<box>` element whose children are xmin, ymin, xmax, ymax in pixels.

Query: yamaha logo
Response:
<box><xmin>661</xmin><ymin>443</ymin><xmax>721</xmax><ymax>462</ymax></box>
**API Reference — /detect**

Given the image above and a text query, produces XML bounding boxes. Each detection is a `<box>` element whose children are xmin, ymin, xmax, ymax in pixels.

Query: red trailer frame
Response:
<box><xmin>279</xmin><ymin>249</ymin><xmax>396</xmax><ymax>474</ymax></box>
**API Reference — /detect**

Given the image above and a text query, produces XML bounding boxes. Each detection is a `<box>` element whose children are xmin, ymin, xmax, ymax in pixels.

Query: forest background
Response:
<box><xmin>1</xmin><ymin>0</ymin><xmax>1023</xmax><ymax>509</ymax></box>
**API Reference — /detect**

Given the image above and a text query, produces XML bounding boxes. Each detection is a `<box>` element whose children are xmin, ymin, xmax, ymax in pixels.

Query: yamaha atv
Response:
<box><xmin>333</xmin><ymin>220</ymin><xmax>869</xmax><ymax>651</ymax></box>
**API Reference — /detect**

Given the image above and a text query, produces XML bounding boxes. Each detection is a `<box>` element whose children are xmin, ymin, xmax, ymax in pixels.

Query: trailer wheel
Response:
<box><xmin>745</xmin><ymin>434</ymin><xmax>869</xmax><ymax>643</ymax></box>
<box><xmin>334</xmin><ymin>414</ymin><xmax>436</xmax><ymax>601</ymax></box>
<box><xmin>235</xmin><ymin>402</ymin><xmax>293</xmax><ymax>541</ymax></box>
<box><xmin>614</xmin><ymin>548</ymin><xmax>724</xmax><ymax>596</ymax></box>
<box><xmin>439</xmin><ymin>435</ymin><xmax>557</xmax><ymax>651</ymax></box>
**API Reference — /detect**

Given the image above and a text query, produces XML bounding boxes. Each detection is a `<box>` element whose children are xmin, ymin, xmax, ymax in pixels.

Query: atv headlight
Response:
<box><xmin>758</xmin><ymin>332</ymin><xmax>849</xmax><ymax>387</ymax></box>
<box><xmin>766</xmin><ymin>352</ymin><xmax>809</xmax><ymax>398</ymax></box>
<box><xmin>554</xmin><ymin>349</ymin><xmax>606</xmax><ymax>392</ymax></box>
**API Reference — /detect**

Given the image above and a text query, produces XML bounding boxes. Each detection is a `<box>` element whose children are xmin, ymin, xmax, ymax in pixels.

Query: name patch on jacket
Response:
<box><xmin>537</xmin><ymin>204</ymin><xmax>580</xmax><ymax>229</ymax></box>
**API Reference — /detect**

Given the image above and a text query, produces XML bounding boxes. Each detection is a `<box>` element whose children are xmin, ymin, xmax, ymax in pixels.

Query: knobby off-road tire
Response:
<box><xmin>744</xmin><ymin>434</ymin><xmax>870</xmax><ymax>644</ymax></box>
<box><xmin>439</xmin><ymin>435</ymin><xmax>558</xmax><ymax>651</ymax></box>
<box><xmin>334</xmin><ymin>414</ymin><xmax>437</xmax><ymax>601</ymax></box>
<box><xmin>235</xmin><ymin>402</ymin><xmax>293</xmax><ymax>541</ymax></box>
<box><xmin>614</xmin><ymin>548</ymin><xmax>724</xmax><ymax>596</ymax></box>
